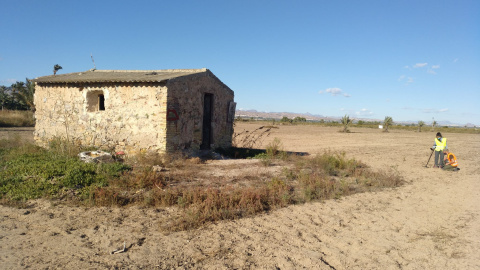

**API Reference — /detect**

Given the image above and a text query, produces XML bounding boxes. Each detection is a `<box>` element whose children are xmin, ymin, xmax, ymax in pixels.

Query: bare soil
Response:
<box><xmin>1</xmin><ymin>123</ymin><xmax>479</xmax><ymax>269</ymax></box>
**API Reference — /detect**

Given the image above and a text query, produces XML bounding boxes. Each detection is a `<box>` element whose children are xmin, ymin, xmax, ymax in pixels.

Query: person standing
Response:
<box><xmin>431</xmin><ymin>132</ymin><xmax>447</xmax><ymax>168</ymax></box>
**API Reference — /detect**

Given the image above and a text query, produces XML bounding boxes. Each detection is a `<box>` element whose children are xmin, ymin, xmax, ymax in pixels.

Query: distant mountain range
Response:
<box><xmin>235</xmin><ymin>110</ymin><xmax>476</xmax><ymax>127</ymax></box>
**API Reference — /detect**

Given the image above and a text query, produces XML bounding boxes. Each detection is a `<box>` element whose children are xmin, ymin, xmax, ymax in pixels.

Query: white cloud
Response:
<box><xmin>355</xmin><ymin>108</ymin><xmax>373</xmax><ymax>116</ymax></box>
<box><xmin>427</xmin><ymin>64</ymin><xmax>440</xmax><ymax>74</ymax></box>
<box><xmin>0</xmin><ymin>78</ymin><xmax>17</xmax><ymax>85</ymax></box>
<box><xmin>319</xmin><ymin>87</ymin><xmax>351</xmax><ymax>97</ymax></box>
<box><xmin>453</xmin><ymin>58</ymin><xmax>459</xmax><ymax>63</ymax></box>
<box><xmin>398</xmin><ymin>75</ymin><xmax>414</xmax><ymax>84</ymax></box>
<box><xmin>413</xmin><ymin>63</ymin><xmax>428</xmax><ymax>68</ymax></box>
<box><xmin>422</xmin><ymin>108</ymin><xmax>449</xmax><ymax>113</ymax></box>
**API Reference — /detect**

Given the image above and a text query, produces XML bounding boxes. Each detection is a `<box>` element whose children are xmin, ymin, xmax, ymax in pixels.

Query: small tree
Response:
<box><xmin>432</xmin><ymin>120</ymin><xmax>437</xmax><ymax>131</ymax></box>
<box><xmin>418</xmin><ymin>121</ymin><xmax>425</xmax><ymax>132</ymax></box>
<box><xmin>280</xmin><ymin>116</ymin><xmax>292</xmax><ymax>123</ymax></box>
<box><xmin>293</xmin><ymin>116</ymin><xmax>306</xmax><ymax>123</ymax></box>
<box><xmin>53</xmin><ymin>64</ymin><xmax>63</xmax><ymax>75</ymax></box>
<box><xmin>384</xmin><ymin>116</ymin><xmax>393</xmax><ymax>132</ymax></box>
<box><xmin>341</xmin><ymin>114</ymin><xmax>352</xmax><ymax>133</ymax></box>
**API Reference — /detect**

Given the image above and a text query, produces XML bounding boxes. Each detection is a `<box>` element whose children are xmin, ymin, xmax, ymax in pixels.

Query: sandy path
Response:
<box><xmin>1</xmin><ymin>123</ymin><xmax>479</xmax><ymax>269</ymax></box>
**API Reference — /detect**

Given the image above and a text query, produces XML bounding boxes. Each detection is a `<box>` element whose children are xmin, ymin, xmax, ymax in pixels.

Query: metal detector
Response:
<box><xmin>424</xmin><ymin>149</ymin><xmax>434</xmax><ymax>168</ymax></box>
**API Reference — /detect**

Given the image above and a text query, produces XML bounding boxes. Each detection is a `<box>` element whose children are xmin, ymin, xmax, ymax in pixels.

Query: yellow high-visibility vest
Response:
<box><xmin>434</xmin><ymin>138</ymin><xmax>447</xmax><ymax>151</ymax></box>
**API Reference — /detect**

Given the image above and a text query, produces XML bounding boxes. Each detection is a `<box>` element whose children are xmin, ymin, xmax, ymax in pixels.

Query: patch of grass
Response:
<box><xmin>0</xmin><ymin>110</ymin><xmax>34</xmax><ymax>127</ymax></box>
<box><xmin>0</xmin><ymin>139</ymin><xmax>130</xmax><ymax>203</ymax></box>
<box><xmin>0</xmin><ymin>137</ymin><xmax>403</xmax><ymax>232</ymax></box>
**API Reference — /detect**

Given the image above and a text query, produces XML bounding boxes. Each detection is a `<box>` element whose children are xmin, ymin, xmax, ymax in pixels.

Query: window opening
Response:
<box><xmin>87</xmin><ymin>90</ymin><xmax>105</xmax><ymax>112</ymax></box>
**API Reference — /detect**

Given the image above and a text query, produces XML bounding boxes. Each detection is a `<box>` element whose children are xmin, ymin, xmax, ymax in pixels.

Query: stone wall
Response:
<box><xmin>34</xmin><ymin>72</ymin><xmax>235</xmax><ymax>154</ymax></box>
<box><xmin>34</xmin><ymin>82</ymin><xmax>168</xmax><ymax>154</ymax></box>
<box><xmin>165</xmin><ymin>72</ymin><xmax>235</xmax><ymax>152</ymax></box>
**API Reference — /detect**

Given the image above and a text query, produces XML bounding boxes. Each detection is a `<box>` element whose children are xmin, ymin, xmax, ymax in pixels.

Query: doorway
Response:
<box><xmin>201</xmin><ymin>94</ymin><xmax>213</xmax><ymax>150</ymax></box>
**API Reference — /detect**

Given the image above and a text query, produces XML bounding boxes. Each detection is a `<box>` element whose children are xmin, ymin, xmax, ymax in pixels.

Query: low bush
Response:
<box><xmin>0</xmin><ymin>138</ymin><xmax>404</xmax><ymax>232</ymax></box>
<box><xmin>0</xmin><ymin>141</ymin><xmax>130</xmax><ymax>202</ymax></box>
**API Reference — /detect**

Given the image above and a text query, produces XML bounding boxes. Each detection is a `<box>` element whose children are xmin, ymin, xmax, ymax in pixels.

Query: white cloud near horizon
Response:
<box><xmin>413</xmin><ymin>63</ymin><xmax>428</xmax><ymax>68</ymax></box>
<box><xmin>319</xmin><ymin>87</ymin><xmax>351</xmax><ymax>97</ymax></box>
<box><xmin>423</xmin><ymin>108</ymin><xmax>449</xmax><ymax>113</ymax></box>
<box><xmin>432</xmin><ymin>65</ymin><xmax>440</xmax><ymax>69</ymax></box>
<box><xmin>355</xmin><ymin>108</ymin><xmax>373</xmax><ymax>116</ymax></box>
<box><xmin>402</xmin><ymin>106</ymin><xmax>449</xmax><ymax>114</ymax></box>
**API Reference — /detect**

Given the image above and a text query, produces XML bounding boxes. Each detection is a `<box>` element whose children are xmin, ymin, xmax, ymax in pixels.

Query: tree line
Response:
<box><xmin>0</xmin><ymin>79</ymin><xmax>35</xmax><ymax>111</ymax></box>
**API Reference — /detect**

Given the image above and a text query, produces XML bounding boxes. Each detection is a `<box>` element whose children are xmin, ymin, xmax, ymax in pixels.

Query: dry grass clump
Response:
<box><xmin>86</xmin><ymin>149</ymin><xmax>403</xmax><ymax>231</ymax></box>
<box><xmin>0</xmin><ymin>136</ymin><xmax>404</xmax><ymax>232</ymax></box>
<box><xmin>0</xmin><ymin>110</ymin><xmax>34</xmax><ymax>127</ymax></box>
<box><xmin>233</xmin><ymin>125</ymin><xmax>274</xmax><ymax>148</ymax></box>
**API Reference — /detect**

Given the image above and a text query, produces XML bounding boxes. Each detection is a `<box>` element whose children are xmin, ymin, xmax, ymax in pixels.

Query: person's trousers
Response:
<box><xmin>434</xmin><ymin>151</ymin><xmax>444</xmax><ymax>167</ymax></box>
<box><xmin>442</xmin><ymin>164</ymin><xmax>457</xmax><ymax>171</ymax></box>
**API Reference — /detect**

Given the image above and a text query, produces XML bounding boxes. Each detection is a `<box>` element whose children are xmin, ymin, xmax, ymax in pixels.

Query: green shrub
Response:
<box><xmin>0</xmin><ymin>141</ymin><xmax>130</xmax><ymax>201</ymax></box>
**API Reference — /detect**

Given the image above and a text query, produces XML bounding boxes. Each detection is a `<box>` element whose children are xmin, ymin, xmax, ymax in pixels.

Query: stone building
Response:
<box><xmin>32</xmin><ymin>68</ymin><xmax>236</xmax><ymax>154</ymax></box>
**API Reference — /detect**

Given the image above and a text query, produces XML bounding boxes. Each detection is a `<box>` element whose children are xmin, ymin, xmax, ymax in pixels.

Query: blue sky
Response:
<box><xmin>1</xmin><ymin>0</ymin><xmax>479</xmax><ymax>125</ymax></box>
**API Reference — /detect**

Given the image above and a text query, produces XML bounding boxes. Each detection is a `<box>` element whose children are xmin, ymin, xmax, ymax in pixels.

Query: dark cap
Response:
<box><xmin>436</xmin><ymin>132</ymin><xmax>442</xmax><ymax>137</ymax></box>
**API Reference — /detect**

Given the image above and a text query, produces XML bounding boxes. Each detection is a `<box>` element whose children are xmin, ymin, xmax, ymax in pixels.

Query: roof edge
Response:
<box><xmin>87</xmin><ymin>68</ymin><xmax>208</xmax><ymax>73</ymax></box>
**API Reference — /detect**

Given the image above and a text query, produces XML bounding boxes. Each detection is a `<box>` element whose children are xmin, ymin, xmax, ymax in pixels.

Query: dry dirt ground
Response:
<box><xmin>1</xmin><ymin>123</ymin><xmax>479</xmax><ymax>269</ymax></box>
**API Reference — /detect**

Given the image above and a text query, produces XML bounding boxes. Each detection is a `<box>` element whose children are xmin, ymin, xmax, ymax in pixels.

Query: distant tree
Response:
<box><xmin>383</xmin><ymin>116</ymin><xmax>393</xmax><ymax>132</ymax></box>
<box><xmin>418</xmin><ymin>121</ymin><xmax>425</xmax><ymax>132</ymax></box>
<box><xmin>0</xmin><ymin>86</ymin><xmax>13</xmax><ymax>110</ymax></box>
<box><xmin>432</xmin><ymin>120</ymin><xmax>437</xmax><ymax>131</ymax></box>
<box><xmin>341</xmin><ymin>114</ymin><xmax>352</xmax><ymax>133</ymax></box>
<box><xmin>319</xmin><ymin>119</ymin><xmax>325</xmax><ymax>124</ymax></box>
<box><xmin>293</xmin><ymin>116</ymin><xmax>306</xmax><ymax>123</ymax></box>
<box><xmin>280</xmin><ymin>116</ymin><xmax>292</xmax><ymax>123</ymax></box>
<box><xmin>11</xmin><ymin>78</ymin><xmax>35</xmax><ymax>111</ymax></box>
<box><xmin>357</xmin><ymin>120</ymin><xmax>365</xmax><ymax>125</ymax></box>
<box><xmin>53</xmin><ymin>64</ymin><xmax>62</xmax><ymax>75</ymax></box>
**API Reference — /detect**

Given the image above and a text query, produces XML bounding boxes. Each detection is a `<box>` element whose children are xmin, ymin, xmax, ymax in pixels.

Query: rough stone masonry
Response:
<box><xmin>33</xmin><ymin>69</ymin><xmax>235</xmax><ymax>155</ymax></box>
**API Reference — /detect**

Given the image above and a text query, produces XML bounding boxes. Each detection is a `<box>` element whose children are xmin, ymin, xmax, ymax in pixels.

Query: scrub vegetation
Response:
<box><xmin>0</xmin><ymin>135</ymin><xmax>404</xmax><ymax>231</ymax></box>
<box><xmin>0</xmin><ymin>110</ymin><xmax>35</xmax><ymax>127</ymax></box>
<box><xmin>235</xmin><ymin>117</ymin><xmax>479</xmax><ymax>134</ymax></box>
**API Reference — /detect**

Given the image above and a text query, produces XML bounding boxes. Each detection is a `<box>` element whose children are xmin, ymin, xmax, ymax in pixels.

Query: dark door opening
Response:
<box><xmin>201</xmin><ymin>94</ymin><xmax>213</xmax><ymax>150</ymax></box>
<box><xmin>98</xmin><ymin>94</ymin><xmax>105</xmax><ymax>111</ymax></box>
